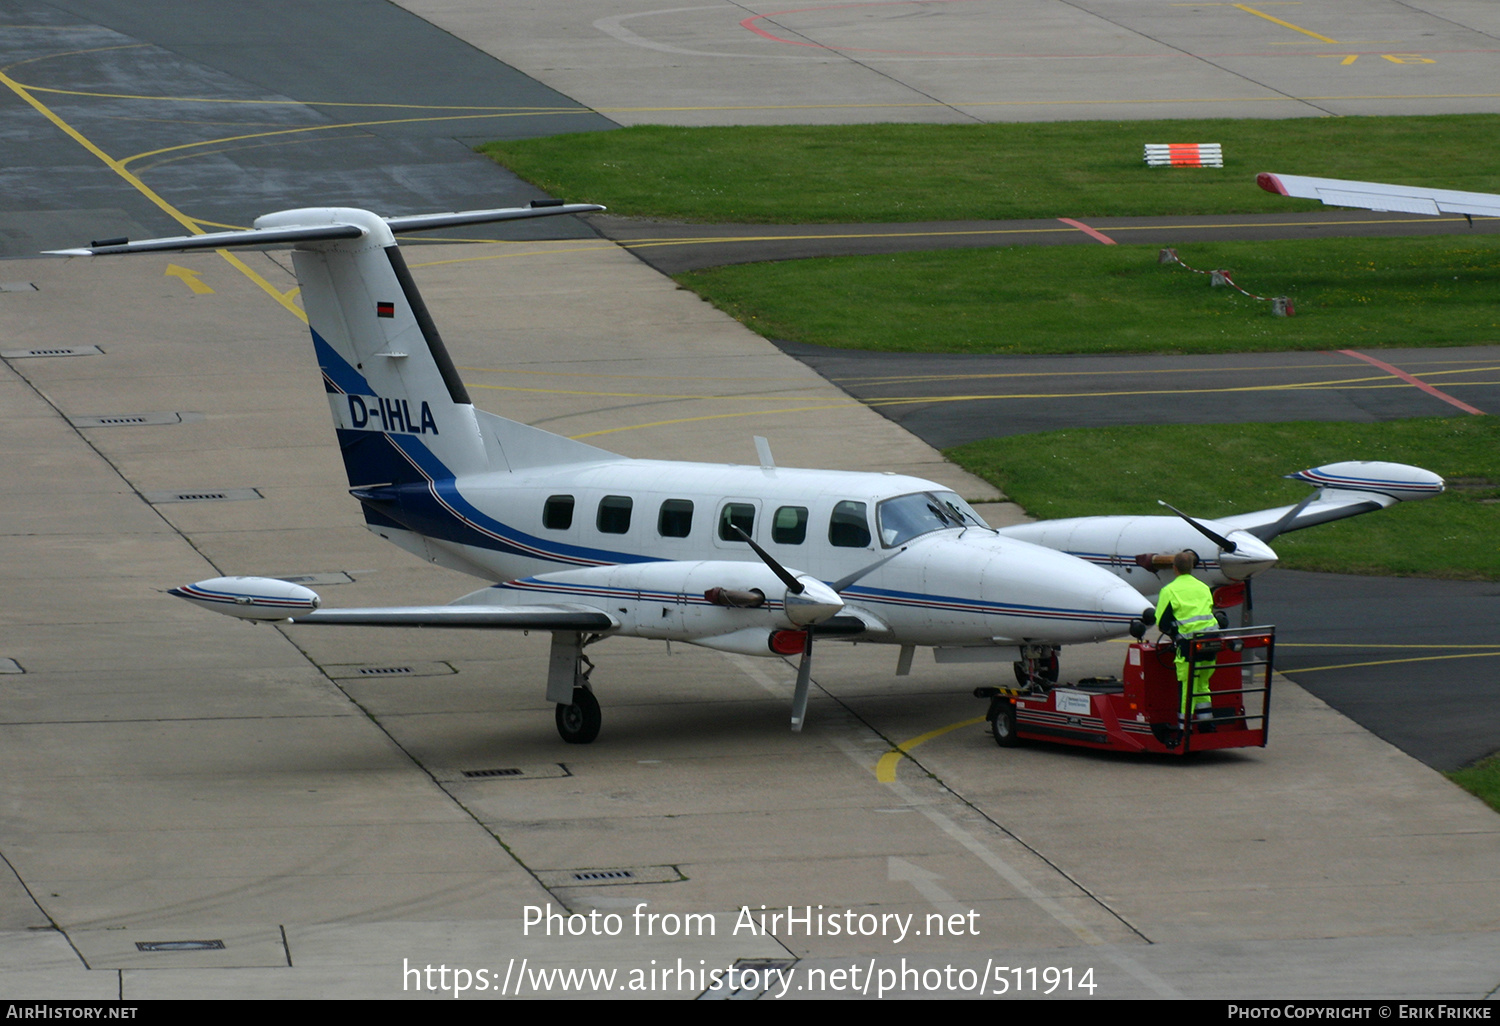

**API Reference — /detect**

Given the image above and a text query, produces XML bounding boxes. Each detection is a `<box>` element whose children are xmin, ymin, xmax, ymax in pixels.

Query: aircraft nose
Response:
<box><xmin>1101</xmin><ymin>576</ymin><xmax>1155</xmax><ymax>628</ymax></box>
<box><xmin>978</xmin><ymin>541</ymin><xmax>1154</xmax><ymax>643</ymax></box>
<box><xmin>1219</xmin><ymin>533</ymin><xmax>1279</xmax><ymax>580</ymax></box>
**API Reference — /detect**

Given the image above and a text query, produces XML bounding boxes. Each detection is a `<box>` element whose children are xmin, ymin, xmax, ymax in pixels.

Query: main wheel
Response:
<box><xmin>991</xmin><ymin>700</ymin><xmax>1019</xmax><ymax>748</ymax></box>
<box><xmin>555</xmin><ymin>687</ymin><xmax>601</xmax><ymax>744</ymax></box>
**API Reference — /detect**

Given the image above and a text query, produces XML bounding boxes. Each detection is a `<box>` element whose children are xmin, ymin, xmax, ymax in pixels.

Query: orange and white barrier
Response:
<box><xmin>1144</xmin><ymin>143</ymin><xmax>1223</xmax><ymax>168</ymax></box>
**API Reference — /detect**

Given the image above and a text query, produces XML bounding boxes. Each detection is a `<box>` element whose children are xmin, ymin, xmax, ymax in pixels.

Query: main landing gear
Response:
<box><xmin>550</xmin><ymin>632</ymin><xmax>605</xmax><ymax>744</ymax></box>
<box><xmin>556</xmin><ymin>686</ymin><xmax>601</xmax><ymax>745</ymax></box>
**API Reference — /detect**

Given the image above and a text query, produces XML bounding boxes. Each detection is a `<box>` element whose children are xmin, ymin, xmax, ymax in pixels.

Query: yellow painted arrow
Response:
<box><xmin>164</xmin><ymin>263</ymin><xmax>214</xmax><ymax>295</ymax></box>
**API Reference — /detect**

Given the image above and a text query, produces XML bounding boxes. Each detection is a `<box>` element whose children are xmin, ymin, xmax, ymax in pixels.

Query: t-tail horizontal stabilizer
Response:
<box><xmin>44</xmin><ymin>201</ymin><xmax>606</xmax><ymax>256</ymax></box>
<box><xmin>51</xmin><ymin>201</ymin><xmax>618</xmax><ymax>556</ymax></box>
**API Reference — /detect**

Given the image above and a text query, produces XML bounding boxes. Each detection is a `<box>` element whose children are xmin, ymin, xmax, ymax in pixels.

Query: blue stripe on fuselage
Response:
<box><xmin>312</xmin><ymin>326</ymin><xmax>653</xmax><ymax>569</ymax></box>
<box><xmin>842</xmin><ymin>582</ymin><xmax>1137</xmax><ymax>625</ymax></box>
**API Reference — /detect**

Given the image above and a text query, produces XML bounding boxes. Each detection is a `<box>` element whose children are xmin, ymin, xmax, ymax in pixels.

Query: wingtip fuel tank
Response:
<box><xmin>170</xmin><ymin>577</ymin><xmax>321</xmax><ymax>621</ymax></box>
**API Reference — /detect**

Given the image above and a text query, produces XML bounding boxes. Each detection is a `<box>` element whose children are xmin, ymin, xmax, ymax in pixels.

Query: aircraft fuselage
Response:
<box><xmin>358</xmin><ymin>458</ymin><xmax>1154</xmax><ymax>650</ymax></box>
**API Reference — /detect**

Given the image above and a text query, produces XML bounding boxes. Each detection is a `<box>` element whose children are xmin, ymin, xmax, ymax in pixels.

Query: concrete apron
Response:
<box><xmin>0</xmin><ymin>241</ymin><xmax>1495</xmax><ymax>999</ymax></box>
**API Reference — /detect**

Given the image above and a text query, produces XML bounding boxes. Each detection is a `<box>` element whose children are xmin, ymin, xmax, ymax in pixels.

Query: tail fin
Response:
<box><xmin>272</xmin><ymin>208</ymin><xmax>487</xmax><ymax>484</ymax></box>
<box><xmin>49</xmin><ymin>202</ymin><xmax>613</xmax><ymax>487</ymax></box>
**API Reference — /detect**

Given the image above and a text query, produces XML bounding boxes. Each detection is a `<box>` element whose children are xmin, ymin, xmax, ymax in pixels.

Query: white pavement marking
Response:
<box><xmin>886</xmin><ymin>856</ymin><xmax>967</xmax><ymax>917</ymax></box>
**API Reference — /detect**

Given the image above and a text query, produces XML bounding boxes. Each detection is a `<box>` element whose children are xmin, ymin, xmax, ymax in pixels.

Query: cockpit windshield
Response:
<box><xmin>876</xmin><ymin>491</ymin><xmax>989</xmax><ymax>547</ymax></box>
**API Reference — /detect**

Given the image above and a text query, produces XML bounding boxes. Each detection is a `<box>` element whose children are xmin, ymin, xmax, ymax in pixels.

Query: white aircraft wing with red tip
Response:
<box><xmin>1257</xmin><ymin>172</ymin><xmax>1500</xmax><ymax>218</ymax></box>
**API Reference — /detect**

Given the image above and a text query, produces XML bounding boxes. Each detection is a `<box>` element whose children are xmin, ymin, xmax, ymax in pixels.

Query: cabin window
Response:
<box><xmin>658</xmin><ymin>499</ymin><xmax>694</xmax><ymax>538</ymax></box>
<box><xmin>829</xmin><ymin>500</ymin><xmax>871</xmax><ymax>548</ymax></box>
<box><xmin>543</xmin><ymin>494</ymin><xmax>574</xmax><ymax>530</ymax></box>
<box><xmin>718</xmin><ymin>503</ymin><xmax>755</xmax><ymax>541</ymax></box>
<box><xmin>772</xmin><ymin>506</ymin><xmax>808</xmax><ymax>545</ymax></box>
<box><xmin>597</xmin><ymin>495</ymin><xmax>633</xmax><ymax>534</ymax></box>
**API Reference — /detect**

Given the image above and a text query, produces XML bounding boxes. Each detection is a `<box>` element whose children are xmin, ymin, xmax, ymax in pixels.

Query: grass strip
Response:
<box><xmin>675</xmin><ymin>237</ymin><xmax>1500</xmax><ymax>355</ymax></box>
<box><xmin>946</xmin><ymin>417</ymin><xmax>1500</xmax><ymax>580</ymax></box>
<box><xmin>482</xmin><ymin>116</ymin><xmax>1500</xmax><ymax>224</ymax></box>
<box><xmin>1450</xmin><ymin>756</ymin><xmax>1500</xmax><ymax>814</ymax></box>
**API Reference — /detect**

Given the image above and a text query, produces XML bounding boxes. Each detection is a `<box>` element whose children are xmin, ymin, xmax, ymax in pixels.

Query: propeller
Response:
<box><xmin>829</xmin><ymin>547</ymin><xmax>906</xmax><ymax>593</ymax></box>
<box><xmin>790</xmin><ymin>629</ymin><xmax>815</xmax><ymax>732</ymax></box>
<box><xmin>1245</xmin><ymin>490</ymin><xmax>1317</xmax><ymax>543</ymax></box>
<box><xmin>791</xmin><ymin>546</ymin><xmax>908</xmax><ymax>731</ymax></box>
<box><xmin>733</xmin><ymin>525</ymin><xmax>905</xmax><ymax>731</ymax></box>
<box><xmin>1157</xmin><ymin>500</ymin><xmax>1237</xmax><ymax>553</ymax></box>
<box><xmin>731</xmin><ymin>525</ymin><xmax>803</xmax><ymax>594</ymax></box>
<box><xmin>1232</xmin><ymin>492</ymin><xmax>1318</xmax><ymax>626</ymax></box>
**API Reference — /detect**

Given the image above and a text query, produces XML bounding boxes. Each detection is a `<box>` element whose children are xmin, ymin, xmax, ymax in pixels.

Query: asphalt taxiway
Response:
<box><xmin>2</xmin><ymin>0</ymin><xmax>1498</xmax><ymax>1001</ymax></box>
<box><xmin>0</xmin><ymin>0</ymin><xmax>614</xmax><ymax>257</ymax></box>
<box><xmin>596</xmin><ymin>211</ymin><xmax>1500</xmax><ymax>276</ymax></box>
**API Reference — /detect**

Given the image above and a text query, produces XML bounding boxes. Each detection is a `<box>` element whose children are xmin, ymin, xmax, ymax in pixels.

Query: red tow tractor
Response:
<box><xmin>976</xmin><ymin>625</ymin><xmax>1275</xmax><ymax>755</ymax></box>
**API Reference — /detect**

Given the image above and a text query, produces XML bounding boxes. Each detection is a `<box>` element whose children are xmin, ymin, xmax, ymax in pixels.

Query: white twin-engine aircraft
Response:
<box><xmin>53</xmin><ymin>202</ymin><xmax>1443</xmax><ymax>743</ymax></box>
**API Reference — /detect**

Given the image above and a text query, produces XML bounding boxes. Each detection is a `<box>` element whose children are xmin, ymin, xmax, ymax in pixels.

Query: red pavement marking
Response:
<box><xmin>1338</xmin><ymin>349</ymin><xmax>1485</xmax><ymax>415</ymax></box>
<box><xmin>1057</xmin><ymin>217</ymin><xmax>1116</xmax><ymax>245</ymax></box>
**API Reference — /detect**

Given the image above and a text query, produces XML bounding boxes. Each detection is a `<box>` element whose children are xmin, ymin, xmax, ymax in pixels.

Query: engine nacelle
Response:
<box><xmin>496</xmin><ymin>559</ymin><xmax>843</xmax><ymax>640</ymax></box>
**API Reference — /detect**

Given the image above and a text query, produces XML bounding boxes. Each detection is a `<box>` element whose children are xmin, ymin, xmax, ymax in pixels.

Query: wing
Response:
<box><xmin>1214</xmin><ymin>461</ymin><xmax>1444</xmax><ymax>541</ymax></box>
<box><xmin>169</xmin><ymin>577</ymin><xmax>616</xmax><ymax>630</ymax></box>
<box><xmin>1257</xmin><ymin>172</ymin><xmax>1500</xmax><ymax>218</ymax></box>
<box><xmin>292</xmin><ymin>606</ymin><xmax>617</xmax><ymax>629</ymax></box>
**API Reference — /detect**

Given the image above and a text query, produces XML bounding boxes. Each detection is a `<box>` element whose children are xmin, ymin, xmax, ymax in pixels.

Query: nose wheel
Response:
<box><xmin>1012</xmin><ymin>645</ymin><xmax>1059</xmax><ymax>689</ymax></box>
<box><xmin>556</xmin><ymin>686</ymin><xmax>601</xmax><ymax>744</ymax></box>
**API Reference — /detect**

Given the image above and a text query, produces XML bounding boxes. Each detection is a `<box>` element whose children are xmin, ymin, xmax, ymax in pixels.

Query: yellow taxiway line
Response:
<box><xmin>877</xmin><ymin>718</ymin><xmax>987</xmax><ymax>783</ymax></box>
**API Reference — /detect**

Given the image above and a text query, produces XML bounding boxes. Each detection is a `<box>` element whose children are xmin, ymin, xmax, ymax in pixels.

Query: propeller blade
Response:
<box><xmin>790</xmin><ymin>633</ymin><xmax>813</xmax><ymax>732</ymax></box>
<box><xmin>731</xmin><ymin>525</ymin><xmax>803</xmax><ymax>594</ymax></box>
<box><xmin>828</xmin><ymin>546</ymin><xmax>907</xmax><ymax>594</ymax></box>
<box><xmin>1158</xmin><ymin>500</ymin><xmax>1238</xmax><ymax>553</ymax></box>
<box><xmin>1246</xmin><ymin>491</ymin><xmax>1318</xmax><ymax>543</ymax></box>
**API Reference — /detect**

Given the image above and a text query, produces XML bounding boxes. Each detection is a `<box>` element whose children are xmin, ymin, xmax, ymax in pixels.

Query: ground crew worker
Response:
<box><xmin>1155</xmin><ymin>550</ymin><xmax>1219</xmax><ymax>726</ymax></box>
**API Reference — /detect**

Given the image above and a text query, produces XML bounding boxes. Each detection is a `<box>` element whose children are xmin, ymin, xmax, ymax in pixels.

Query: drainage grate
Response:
<box><xmin>462</xmin><ymin>768</ymin><xmax>524</xmax><ymax>779</ymax></box>
<box><xmin>136</xmin><ymin>940</ymin><xmax>225</xmax><ymax>952</ymax></box>
<box><xmin>536</xmin><ymin>865</ymin><xmax>682</xmax><ymax>889</ymax></box>
<box><xmin>69</xmin><ymin>412</ymin><xmax>201</xmax><ymax>428</ymax></box>
<box><xmin>326</xmin><ymin>661</ymin><xmax>454</xmax><ymax>680</ymax></box>
<box><xmin>434</xmin><ymin>762</ymin><xmax>568</xmax><ymax>784</ymax></box>
<box><xmin>142</xmin><ymin>488</ymin><xmax>261</xmax><ymax>504</ymax></box>
<box><xmin>2</xmin><ymin>345</ymin><xmax>103</xmax><ymax>358</ymax></box>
